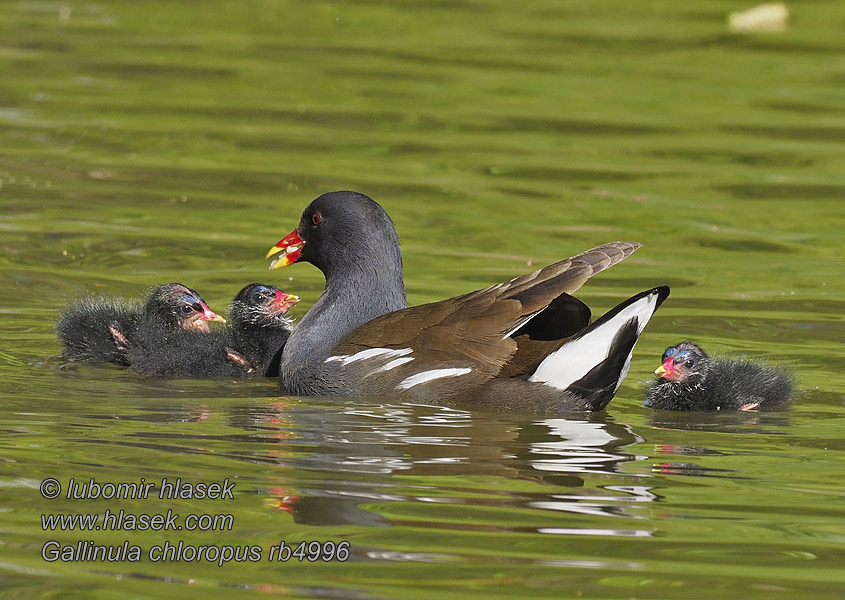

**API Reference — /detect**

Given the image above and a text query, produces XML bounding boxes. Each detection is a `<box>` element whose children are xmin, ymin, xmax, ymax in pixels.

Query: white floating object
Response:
<box><xmin>728</xmin><ymin>2</ymin><xmax>789</xmax><ymax>33</ymax></box>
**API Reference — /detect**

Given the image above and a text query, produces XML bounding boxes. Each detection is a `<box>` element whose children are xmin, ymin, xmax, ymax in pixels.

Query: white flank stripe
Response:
<box><xmin>343</xmin><ymin>348</ymin><xmax>396</xmax><ymax>363</ymax></box>
<box><xmin>324</xmin><ymin>348</ymin><xmax>412</xmax><ymax>365</ymax></box>
<box><xmin>528</xmin><ymin>291</ymin><xmax>660</xmax><ymax>391</ymax></box>
<box><xmin>397</xmin><ymin>368</ymin><xmax>472</xmax><ymax>391</ymax></box>
<box><xmin>378</xmin><ymin>357</ymin><xmax>415</xmax><ymax>372</ymax></box>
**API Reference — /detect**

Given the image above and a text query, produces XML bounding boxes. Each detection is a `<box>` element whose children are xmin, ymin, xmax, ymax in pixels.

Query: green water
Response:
<box><xmin>1</xmin><ymin>0</ymin><xmax>844</xmax><ymax>598</ymax></box>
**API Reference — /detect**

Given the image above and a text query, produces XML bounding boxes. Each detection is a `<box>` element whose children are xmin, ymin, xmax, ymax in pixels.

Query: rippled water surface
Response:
<box><xmin>1</xmin><ymin>1</ymin><xmax>844</xmax><ymax>598</ymax></box>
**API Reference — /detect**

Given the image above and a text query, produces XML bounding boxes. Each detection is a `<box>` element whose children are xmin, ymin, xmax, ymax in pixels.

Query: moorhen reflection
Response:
<box><xmin>242</xmin><ymin>404</ymin><xmax>652</xmax><ymax>527</ymax></box>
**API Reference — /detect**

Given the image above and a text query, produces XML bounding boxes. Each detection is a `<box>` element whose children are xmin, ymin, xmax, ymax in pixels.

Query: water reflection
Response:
<box><xmin>647</xmin><ymin>408</ymin><xmax>791</xmax><ymax>434</ymax></box>
<box><xmin>222</xmin><ymin>401</ymin><xmax>659</xmax><ymax>533</ymax></box>
<box><xmin>528</xmin><ymin>418</ymin><xmax>643</xmax><ymax>475</ymax></box>
<box><xmin>641</xmin><ymin>412</ymin><xmax>790</xmax><ymax>480</ymax></box>
<box><xmin>650</xmin><ymin>461</ymin><xmax>739</xmax><ymax>478</ymax></box>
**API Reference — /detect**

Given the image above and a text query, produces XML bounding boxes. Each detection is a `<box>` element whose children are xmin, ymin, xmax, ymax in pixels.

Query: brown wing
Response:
<box><xmin>336</xmin><ymin>241</ymin><xmax>641</xmax><ymax>377</ymax></box>
<box><xmin>500</xmin><ymin>241</ymin><xmax>642</xmax><ymax>376</ymax></box>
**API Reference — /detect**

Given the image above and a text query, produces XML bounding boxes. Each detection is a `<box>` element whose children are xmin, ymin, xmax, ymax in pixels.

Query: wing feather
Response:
<box><xmin>336</xmin><ymin>241</ymin><xmax>641</xmax><ymax>377</ymax></box>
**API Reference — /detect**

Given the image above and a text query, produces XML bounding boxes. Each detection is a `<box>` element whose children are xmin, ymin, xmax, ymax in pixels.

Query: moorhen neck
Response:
<box><xmin>644</xmin><ymin>341</ymin><xmax>793</xmax><ymax>411</ymax></box>
<box><xmin>266</xmin><ymin>191</ymin><xmax>669</xmax><ymax>413</ymax></box>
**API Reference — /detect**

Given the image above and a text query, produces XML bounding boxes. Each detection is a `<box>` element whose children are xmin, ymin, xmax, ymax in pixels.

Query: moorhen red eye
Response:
<box><xmin>644</xmin><ymin>341</ymin><xmax>793</xmax><ymax>411</ymax></box>
<box><xmin>265</xmin><ymin>190</ymin><xmax>669</xmax><ymax>413</ymax></box>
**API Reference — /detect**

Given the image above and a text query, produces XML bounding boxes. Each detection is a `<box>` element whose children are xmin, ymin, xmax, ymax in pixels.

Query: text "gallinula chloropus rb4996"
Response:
<box><xmin>266</xmin><ymin>191</ymin><xmax>669</xmax><ymax>413</ymax></box>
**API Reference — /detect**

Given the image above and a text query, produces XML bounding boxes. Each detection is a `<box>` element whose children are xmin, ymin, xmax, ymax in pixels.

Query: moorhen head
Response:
<box><xmin>230</xmin><ymin>283</ymin><xmax>299</xmax><ymax>328</ymax></box>
<box><xmin>654</xmin><ymin>341</ymin><xmax>708</xmax><ymax>383</ymax></box>
<box><xmin>644</xmin><ymin>341</ymin><xmax>793</xmax><ymax>411</ymax></box>
<box><xmin>267</xmin><ymin>190</ymin><xmax>404</xmax><ymax>283</ymax></box>
<box><xmin>266</xmin><ymin>190</ymin><xmax>669</xmax><ymax>413</ymax></box>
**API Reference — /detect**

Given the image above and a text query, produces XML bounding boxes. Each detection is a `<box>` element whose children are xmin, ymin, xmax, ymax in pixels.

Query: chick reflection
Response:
<box><xmin>647</xmin><ymin>407</ymin><xmax>791</xmax><ymax>434</ymax></box>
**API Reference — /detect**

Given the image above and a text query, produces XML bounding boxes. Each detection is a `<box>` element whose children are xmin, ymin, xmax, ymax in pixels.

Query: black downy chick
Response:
<box><xmin>128</xmin><ymin>284</ymin><xmax>297</xmax><ymax>378</ymax></box>
<box><xmin>227</xmin><ymin>283</ymin><xmax>299</xmax><ymax>377</ymax></box>
<box><xmin>126</xmin><ymin>284</ymin><xmax>230</xmax><ymax>377</ymax></box>
<box><xmin>644</xmin><ymin>341</ymin><xmax>793</xmax><ymax>411</ymax></box>
<box><xmin>56</xmin><ymin>283</ymin><xmax>222</xmax><ymax>366</ymax></box>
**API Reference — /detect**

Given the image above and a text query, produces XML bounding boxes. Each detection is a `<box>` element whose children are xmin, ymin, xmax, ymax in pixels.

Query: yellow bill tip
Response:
<box><xmin>269</xmin><ymin>255</ymin><xmax>295</xmax><ymax>270</ymax></box>
<box><xmin>265</xmin><ymin>244</ymin><xmax>283</xmax><ymax>261</ymax></box>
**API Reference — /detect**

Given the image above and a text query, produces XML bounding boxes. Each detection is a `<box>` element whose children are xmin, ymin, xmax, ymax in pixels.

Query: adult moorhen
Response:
<box><xmin>644</xmin><ymin>341</ymin><xmax>793</xmax><ymax>411</ymax></box>
<box><xmin>266</xmin><ymin>191</ymin><xmax>669</xmax><ymax>412</ymax></box>
<box><xmin>57</xmin><ymin>283</ymin><xmax>223</xmax><ymax>366</ymax></box>
<box><xmin>128</xmin><ymin>283</ymin><xmax>298</xmax><ymax>378</ymax></box>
